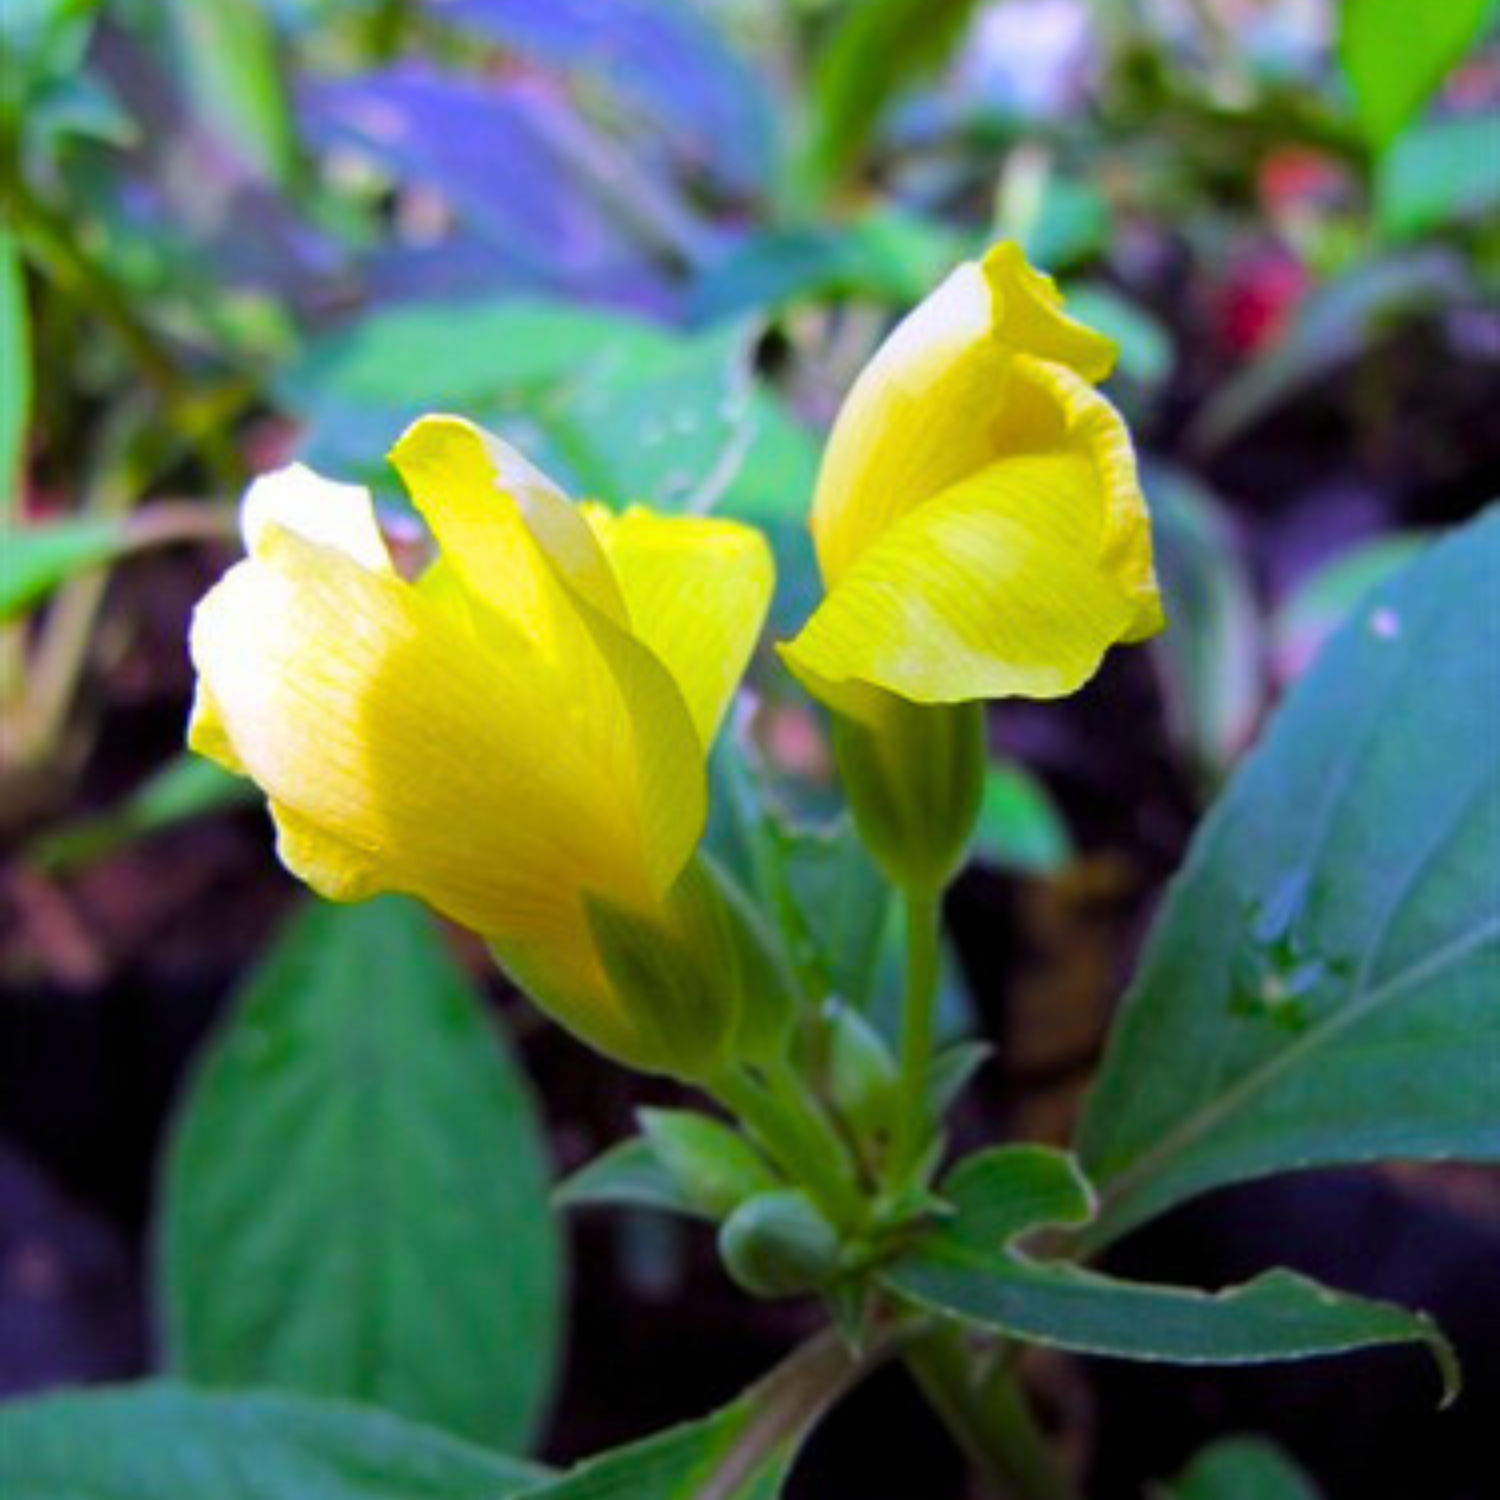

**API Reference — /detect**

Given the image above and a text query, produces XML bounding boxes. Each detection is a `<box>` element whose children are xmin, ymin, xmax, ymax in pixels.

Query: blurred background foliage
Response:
<box><xmin>1</xmin><ymin>2</ymin><xmax>1497</xmax><ymax>1496</ymax></box>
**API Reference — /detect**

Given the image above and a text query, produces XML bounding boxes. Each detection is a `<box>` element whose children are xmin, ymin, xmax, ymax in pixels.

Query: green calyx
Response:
<box><xmin>584</xmin><ymin>853</ymin><xmax>795</xmax><ymax>1082</ymax></box>
<box><xmin>832</xmin><ymin>696</ymin><xmax>984</xmax><ymax>896</ymax></box>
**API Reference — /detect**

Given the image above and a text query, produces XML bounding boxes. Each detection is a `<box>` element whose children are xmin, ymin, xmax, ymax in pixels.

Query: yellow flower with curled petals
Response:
<box><xmin>781</xmin><ymin>240</ymin><xmax>1164</xmax><ymax>721</ymax></box>
<box><xmin>189</xmin><ymin>416</ymin><xmax>774</xmax><ymax>1077</ymax></box>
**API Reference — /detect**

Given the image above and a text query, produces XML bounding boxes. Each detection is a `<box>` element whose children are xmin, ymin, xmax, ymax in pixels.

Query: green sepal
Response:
<box><xmin>638</xmin><ymin>1108</ymin><xmax>780</xmax><ymax>1220</ymax></box>
<box><xmin>831</xmin><ymin>696</ymin><xmax>985</xmax><ymax>894</ymax></box>
<box><xmin>583</xmin><ymin>855</ymin><xmax>740</xmax><ymax>1081</ymax></box>
<box><xmin>718</xmin><ymin>1188</ymin><xmax>842</xmax><ymax>1298</ymax></box>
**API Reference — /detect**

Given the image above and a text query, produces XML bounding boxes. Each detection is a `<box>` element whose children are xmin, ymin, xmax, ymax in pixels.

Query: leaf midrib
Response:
<box><xmin>1086</xmin><ymin>912</ymin><xmax>1500</xmax><ymax>1249</ymax></box>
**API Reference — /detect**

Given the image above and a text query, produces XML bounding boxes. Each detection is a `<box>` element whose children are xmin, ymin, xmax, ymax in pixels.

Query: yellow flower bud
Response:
<box><xmin>781</xmin><ymin>240</ymin><xmax>1164</xmax><ymax>718</ymax></box>
<box><xmin>188</xmin><ymin>416</ymin><xmax>774</xmax><ymax>1077</ymax></box>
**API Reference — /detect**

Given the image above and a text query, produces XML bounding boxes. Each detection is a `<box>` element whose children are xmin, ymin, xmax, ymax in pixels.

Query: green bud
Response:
<box><xmin>832</xmin><ymin>697</ymin><xmax>984</xmax><ymax>894</ymax></box>
<box><xmin>718</xmin><ymin>1188</ymin><xmax>841</xmax><ymax>1298</ymax></box>
<box><xmin>638</xmin><ymin>1108</ymin><xmax>779</xmax><ymax>1220</ymax></box>
<box><xmin>824</xmin><ymin>1000</ymin><xmax>898</xmax><ymax>1137</ymax></box>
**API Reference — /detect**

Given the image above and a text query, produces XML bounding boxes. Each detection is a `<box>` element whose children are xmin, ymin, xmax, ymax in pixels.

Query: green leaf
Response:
<box><xmin>282</xmin><ymin>300</ymin><xmax>668</xmax><ymax>416</ymax></box>
<box><xmin>1338</xmin><ymin>0</ymin><xmax>1496</xmax><ymax>149</ymax></box>
<box><xmin>1376</xmin><ymin>112</ymin><xmax>1500</xmax><ymax>240</ymax></box>
<box><xmin>0</xmin><ymin>1383</ymin><xmax>546</xmax><ymax>1500</ymax></box>
<box><xmin>1272</xmin><ymin>532</ymin><xmax>1428</xmax><ymax>682</ymax></box>
<box><xmin>974</xmin><ymin>761</ymin><xmax>1073</xmax><ymax>876</ymax></box>
<box><xmin>520</xmin><ymin>1336</ymin><xmax>861</xmax><ymax>1500</ymax></box>
<box><xmin>1157</xmin><ymin>1436</ymin><xmax>1324</xmax><ymax>1500</ymax></box>
<box><xmin>158</xmin><ymin>896</ymin><xmax>563</xmax><ymax>1451</ymax></box>
<box><xmin>686</xmin><ymin>210</ymin><xmax>970</xmax><ymax>325</ymax></box>
<box><xmin>285</xmin><ymin>299</ymin><xmax>756</xmax><ymax>514</ymax></box>
<box><xmin>554</xmin><ymin>1136</ymin><xmax>704</xmax><ymax>1219</ymax></box>
<box><xmin>883</xmin><ymin>1149</ymin><xmax>1456</xmax><ymax>1395</ymax></box>
<box><xmin>163</xmin><ymin>0</ymin><xmax>299</xmax><ymax>186</ymax></box>
<box><xmin>1</xmin><ymin>231</ymin><xmax>29</xmax><ymax>506</ymax></box>
<box><xmin>540</xmin><ymin>319</ymin><xmax>757</xmax><ymax>511</ymax></box>
<box><xmin>640</xmin><ymin>1108</ymin><xmax>780</xmax><ymax>1219</ymax></box>
<box><xmin>31</xmin><ymin>754</ymin><xmax>255</xmax><ymax>872</ymax></box>
<box><xmin>1079</xmin><ymin>512</ymin><xmax>1500</xmax><ymax>1249</ymax></box>
<box><xmin>800</xmin><ymin>0</ymin><xmax>983</xmax><ymax>194</ymax></box>
<box><xmin>0</xmin><ymin>517</ymin><xmax>129</xmax><ymax>621</ymax></box>
<box><xmin>1146</xmin><ymin>466</ymin><xmax>1264</xmax><ymax>781</ymax></box>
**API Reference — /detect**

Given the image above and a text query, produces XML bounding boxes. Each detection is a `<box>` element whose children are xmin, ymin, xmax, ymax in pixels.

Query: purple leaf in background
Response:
<box><xmin>300</xmin><ymin>65</ymin><xmax>677</xmax><ymax>313</ymax></box>
<box><xmin>437</xmin><ymin>0</ymin><xmax>777</xmax><ymax>198</ymax></box>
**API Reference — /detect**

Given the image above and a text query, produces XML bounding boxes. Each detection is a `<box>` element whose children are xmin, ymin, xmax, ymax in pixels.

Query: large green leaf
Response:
<box><xmin>159</xmin><ymin>896</ymin><xmax>563</xmax><ymax>1451</ymax></box>
<box><xmin>1338</xmin><ymin>0</ymin><xmax>1496</xmax><ymax>148</ymax></box>
<box><xmin>1079</xmin><ymin>513</ymin><xmax>1500</xmax><ymax>1249</ymax></box>
<box><xmin>0</xmin><ymin>1384</ymin><xmax>546</xmax><ymax>1500</ymax></box>
<box><xmin>1</xmin><ymin>231</ymin><xmax>29</xmax><ymax>506</ymax></box>
<box><xmin>284</xmin><ymin>299</ymin><xmax>756</xmax><ymax>513</ymax></box>
<box><xmin>882</xmin><ymin>1148</ymin><xmax>1456</xmax><ymax>1394</ymax></box>
<box><xmin>1157</xmin><ymin>1436</ymin><xmax>1323</xmax><ymax>1500</ymax></box>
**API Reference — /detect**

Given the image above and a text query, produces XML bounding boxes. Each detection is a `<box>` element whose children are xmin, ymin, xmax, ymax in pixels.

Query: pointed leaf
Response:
<box><xmin>1338</xmin><ymin>0</ymin><xmax>1496</xmax><ymax>148</ymax></box>
<box><xmin>554</xmin><ymin>1137</ymin><xmax>703</xmax><ymax>1219</ymax></box>
<box><xmin>158</xmin><ymin>896</ymin><xmax>563</xmax><ymax>1451</ymax></box>
<box><xmin>883</xmin><ymin>1153</ymin><xmax>1455</xmax><ymax>1397</ymax></box>
<box><xmin>1079</xmin><ymin>513</ymin><xmax>1500</xmax><ymax>1250</ymax></box>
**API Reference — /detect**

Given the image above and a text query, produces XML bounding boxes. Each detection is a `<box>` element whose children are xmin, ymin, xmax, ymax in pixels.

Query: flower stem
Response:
<box><xmin>891</xmin><ymin>884</ymin><xmax>942</xmax><ymax>1184</ymax></box>
<box><xmin>906</xmin><ymin>1327</ymin><xmax>1081</xmax><ymax>1500</ymax></box>
<box><xmin>709</xmin><ymin>1064</ymin><xmax>866</xmax><ymax>1233</ymax></box>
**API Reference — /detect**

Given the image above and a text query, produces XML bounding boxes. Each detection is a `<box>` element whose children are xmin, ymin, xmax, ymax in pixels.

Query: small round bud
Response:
<box><xmin>718</xmin><ymin>1189</ymin><xmax>841</xmax><ymax>1298</ymax></box>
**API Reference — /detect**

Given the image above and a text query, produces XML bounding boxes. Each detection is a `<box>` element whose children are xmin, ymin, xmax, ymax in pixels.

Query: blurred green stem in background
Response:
<box><xmin>0</xmin><ymin>171</ymin><xmax>246</xmax><ymax>490</ymax></box>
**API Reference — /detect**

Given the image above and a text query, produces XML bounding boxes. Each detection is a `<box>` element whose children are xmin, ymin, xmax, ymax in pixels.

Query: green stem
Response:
<box><xmin>891</xmin><ymin>884</ymin><xmax>942</xmax><ymax>1184</ymax></box>
<box><xmin>907</xmin><ymin>1327</ymin><xmax>1081</xmax><ymax>1500</ymax></box>
<box><xmin>709</xmin><ymin>1065</ymin><xmax>866</xmax><ymax>1233</ymax></box>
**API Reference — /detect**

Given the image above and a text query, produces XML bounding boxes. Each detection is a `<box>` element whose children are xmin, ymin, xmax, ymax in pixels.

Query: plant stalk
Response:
<box><xmin>891</xmin><ymin>883</ymin><xmax>942</xmax><ymax>1184</ymax></box>
<box><xmin>709</xmin><ymin>1064</ymin><xmax>866</xmax><ymax>1233</ymax></box>
<box><xmin>906</xmin><ymin>1326</ymin><xmax>1082</xmax><ymax>1500</ymax></box>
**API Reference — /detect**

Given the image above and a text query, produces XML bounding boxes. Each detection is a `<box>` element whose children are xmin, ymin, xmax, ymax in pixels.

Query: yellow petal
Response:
<box><xmin>189</xmin><ymin>526</ymin><xmax>651</xmax><ymax>945</ymax></box>
<box><xmin>782</xmin><ymin>449</ymin><xmax>1149</xmax><ymax>709</ymax></box>
<box><xmin>583</xmin><ymin>504</ymin><xmax>775</xmax><ymax>748</ymax></box>
<box><xmin>389</xmin><ymin>415</ymin><xmax>706</xmax><ymax>895</ymax></box>
<box><xmin>809</xmin><ymin>241</ymin><xmax>1118</xmax><ymax>586</ymax></box>
<box><xmin>240</xmin><ymin>462</ymin><xmax>393</xmax><ymax>573</ymax></box>
<box><xmin>389</xmin><ymin>415</ymin><xmax>626</xmax><ymax>629</ymax></box>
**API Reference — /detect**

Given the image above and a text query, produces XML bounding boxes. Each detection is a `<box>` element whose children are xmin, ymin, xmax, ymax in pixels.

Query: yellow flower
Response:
<box><xmin>189</xmin><ymin>416</ymin><xmax>774</xmax><ymax>1076</ymax></box>
<box><xmin>781</xmin><ymin>241</ymin><xmax>1164</xmax><ymax>722</ymax></box>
